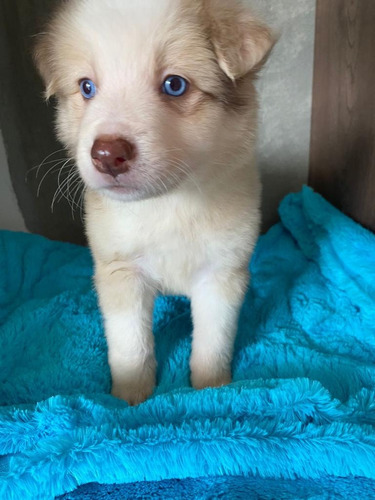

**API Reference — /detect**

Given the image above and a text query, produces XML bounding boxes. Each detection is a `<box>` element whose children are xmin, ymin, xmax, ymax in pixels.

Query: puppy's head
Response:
<box><xmin>34</xmin><ymin>0</ymin><xmax>274</xmax><ymax>201</ymax></box>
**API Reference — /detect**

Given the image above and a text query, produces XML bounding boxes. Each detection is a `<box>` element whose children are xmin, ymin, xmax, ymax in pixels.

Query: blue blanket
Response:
<box><xmin>1</xmin><ymin>187</ymin><xmax>375</xmax><ymax>499</ymax></box>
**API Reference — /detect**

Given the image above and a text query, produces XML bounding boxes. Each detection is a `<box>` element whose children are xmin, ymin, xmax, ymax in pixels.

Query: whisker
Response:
<box><xmin>65</xmin><ymin>167</ymin><xmax>80</xmax><ymax>206</ymax></box>
<box><xmin>168</xmin><ymin>158</ymin><xmax>202</xmax><ymax>195</ymax></box>
<box><xmin>26</xmin><ymin>158</ymin><xmax>70</xmax><ymax>183</ymax></box>
<box><xmin>37</xmin><ymin>159</ymin><xmax>73</xmax><ymax>198</ymax></box>
<box><xmin>70</xmin><ymin>179</ymin><xmax>84</xmax><ymax>219</ymax></box>
<box><xmin>51</xmin><ymin>165</ymin><xmax>78</xmax><ymax>212</ymax></box>
<box><xmin>78</xmin><ymin>186</ymin><xmax>87</xmax><ymax>219</ymax></box>
<box><xmin>56</xmin><ymin>171</ymin><xmax>81</xmax><ymax>209</ymax></box>
<box><xmin>33</xmin><ymin>148</ymin><xmax>67</xmax><ymax>178</ymax></box>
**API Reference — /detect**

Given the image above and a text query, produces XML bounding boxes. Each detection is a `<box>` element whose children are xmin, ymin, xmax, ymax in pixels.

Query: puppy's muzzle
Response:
<box><xmin>91</xmin><ymin>136</ymin><xmax>136</xmax><ymax>178</ymax></box>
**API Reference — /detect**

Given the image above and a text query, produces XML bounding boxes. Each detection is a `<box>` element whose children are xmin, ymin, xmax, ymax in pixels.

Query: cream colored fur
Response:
<box><xmin>34</xmin><ymin>0</ymin><xmax>274</xmax><ymax>405</ymax></box>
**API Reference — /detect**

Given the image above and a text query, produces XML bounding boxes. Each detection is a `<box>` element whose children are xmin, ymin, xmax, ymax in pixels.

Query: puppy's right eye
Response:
<box><xmin>79</xmin><ymin>79</ymin><xmax>97</xmax><ymax>99</ymax></box>
<box><xmin>162</xmin><ymin>76</ymin><xmax>188</xmax><ymax>97</ymax></box>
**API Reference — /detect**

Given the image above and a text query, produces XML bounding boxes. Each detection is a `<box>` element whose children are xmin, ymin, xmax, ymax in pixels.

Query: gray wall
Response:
<box><xmin>0</xmin><ymin>129</ymin><xmax>26</xmax><ymax>232</ymax></box>
<box><xmin>251</xmin><ymin>0</ymin><xmax>316</xmax><ymax>228</ymax></box>
<box><xmin>0</xmin><ymin>0</ymin><xmax>316</xmax><ymax>236</ymax></box>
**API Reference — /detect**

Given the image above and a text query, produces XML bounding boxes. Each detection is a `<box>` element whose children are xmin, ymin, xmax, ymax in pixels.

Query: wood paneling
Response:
<box><xmin>309</xmin><ymin>0</ymin><xmax>375</xmax><ymax>231</ymax></box>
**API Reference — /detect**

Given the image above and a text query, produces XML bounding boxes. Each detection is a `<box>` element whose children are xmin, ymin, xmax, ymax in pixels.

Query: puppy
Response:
<box><xmin>34</xmin><ymin>0</ymin><xmax>274</xmax><ymax>405</ymax></box>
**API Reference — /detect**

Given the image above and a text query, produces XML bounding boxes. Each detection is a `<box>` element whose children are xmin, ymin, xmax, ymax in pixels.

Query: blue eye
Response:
<box><xmin>162</xmin><ymin>75</ymin><xmax>188</xmax><ymax>97</ymax></box>
<box><xmin>80</xmin><ymin>79</ymin><xmax>96</xmax><ymax>99</ymax></box>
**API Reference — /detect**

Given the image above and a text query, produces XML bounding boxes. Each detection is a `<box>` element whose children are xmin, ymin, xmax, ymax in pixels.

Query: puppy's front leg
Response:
<box><xmin>95</xmin><ymin>261</ymin><xmax>156</xmax><ymax>405</ymax></box>
<box><xmin>190</xmin><ymin>268</ymin><xmax>249</xmax><ymax>390</ymax></box>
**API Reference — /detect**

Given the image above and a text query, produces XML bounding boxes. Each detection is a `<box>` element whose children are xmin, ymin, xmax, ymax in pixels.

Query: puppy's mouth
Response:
<box><xmin>90</xmin><ymin>169</ymin><xmax>167</xmax><ymax>201</ymax></box>
<box><xmin>104</xmin><ymin>183</ymin><xmax>137</xmax><ymax>194</ymax></box>
<box><xmin>97</xmin><ymin>174</ymin><xmax>145</xmax><ymax>196</ymax></box>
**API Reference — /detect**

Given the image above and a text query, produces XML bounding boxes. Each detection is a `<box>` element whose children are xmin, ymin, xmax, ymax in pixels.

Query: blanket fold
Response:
<box><xmin>1</xmin><ymin>186</ymin><xmax>375</xmax><ymax>499</ymax></box>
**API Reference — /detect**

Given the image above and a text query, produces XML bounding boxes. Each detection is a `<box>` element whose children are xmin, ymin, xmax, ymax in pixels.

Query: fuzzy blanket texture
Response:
<box><xmin>1</xmin><ymin>187</ymin><xmax>375</xmax><ymax>499</ymax></box>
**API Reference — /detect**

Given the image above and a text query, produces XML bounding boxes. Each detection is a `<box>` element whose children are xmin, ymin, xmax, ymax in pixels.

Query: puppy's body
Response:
<box><xmin>86</xmin><ymin>156</ymin><xmax>260</xmax><ymax>402</ymax></box>
<box><xmin>35</xmin><ymin>0</ymin><xmax>273</xmax><ymax>404</ymax></box>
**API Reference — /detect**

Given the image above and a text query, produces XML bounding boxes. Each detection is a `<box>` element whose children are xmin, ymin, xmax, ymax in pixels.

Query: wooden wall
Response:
<box><xmin>309</xmin><ymin>0</ymin><xmax>375</xmax><ymax>232</ymax></box>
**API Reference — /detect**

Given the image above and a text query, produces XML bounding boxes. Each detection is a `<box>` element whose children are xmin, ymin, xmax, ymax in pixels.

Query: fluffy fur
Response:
<box><xmin>34</xmin><ymin>0</ymin><xmax>274</xmax><ymax>405</ymax></box>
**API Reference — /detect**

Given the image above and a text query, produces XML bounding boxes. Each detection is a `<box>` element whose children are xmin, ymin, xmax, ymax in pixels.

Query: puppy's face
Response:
<box><xmin>35</xmin><ymin>0</ymin><xmax>273</xmax><ymax>201</ymax></box>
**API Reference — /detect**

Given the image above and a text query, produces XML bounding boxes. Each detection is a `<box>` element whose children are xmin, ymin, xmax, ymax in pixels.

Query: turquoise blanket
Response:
<box><xmin>1</xmin><ymin>187</ymin><xmax>375</xmax><ymax>499</ymax></box>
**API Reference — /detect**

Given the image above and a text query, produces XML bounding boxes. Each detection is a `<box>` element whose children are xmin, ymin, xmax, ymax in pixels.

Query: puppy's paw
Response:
<box><xmin>112</xmin><ymin>381</ymin><xmax>154</xmax><ymax>406</ymax></box>
<box><xmin>111</xmin><ymin>367</ymin><xmax>156</xmax><ymax>406</ymax></box>
<box><xmin>190</xmin><ymin>368</ymin><xmax>232</xmax><ymax>391</ymax></box>
<box><xmin>190</xmin><ymin>351</ymin><xmax>232</xmax><ymax>390</ymax></box>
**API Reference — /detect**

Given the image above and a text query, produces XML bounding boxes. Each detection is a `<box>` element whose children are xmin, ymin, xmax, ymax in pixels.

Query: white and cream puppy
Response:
<box><xmin>34</xmin><ymin>0</ymin><xmax>274</xmax><ymax>405</ymax></box>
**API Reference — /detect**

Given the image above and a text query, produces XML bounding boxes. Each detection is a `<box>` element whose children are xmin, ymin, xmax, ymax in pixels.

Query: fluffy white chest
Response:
<box><xmin>86</xmin><ymin>190</ymin><xmax>214</xmax><ymax>294</ymax></box>
<box><xmin>133</xmin><ymin>214</ymin><xmax>208</xmax><ymax>293</ymax></box>
<box><xmin>85</xmin><ymin>172</ymin><xmax>260</xmax><ymax>296</ymax></box>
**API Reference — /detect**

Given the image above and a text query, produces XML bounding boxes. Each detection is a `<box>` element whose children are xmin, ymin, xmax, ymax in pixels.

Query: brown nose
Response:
<box><xmin>91</xmin><ymin>137</ymin><xmax>136</xmax><ymax>177</ymax></box>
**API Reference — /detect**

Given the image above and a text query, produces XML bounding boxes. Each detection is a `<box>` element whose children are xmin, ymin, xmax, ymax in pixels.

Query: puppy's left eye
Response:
<box><xmin>79</xmin><ymin>79</ymin><xmax>97</xmax><ymax>99</ymax></box>
<box><xmin>162</xmin><ymin>76</ymin><xmax>188</xmax><ymax>97</ymax></box>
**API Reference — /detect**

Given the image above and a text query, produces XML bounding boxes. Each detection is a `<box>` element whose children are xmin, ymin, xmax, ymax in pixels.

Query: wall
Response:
<box><xmin>0</xmin><ymin>130</ymin><xmax>26</xmax><ymax>232</ymax></box>
<box><xmin>250</xmin><ymin>0</ymin><xmax>316</xmax><ymax>228</ymax></box>
<box><xmin>309</xmin><ymin>0</ymin><xmax>375</xmax><ymax>232</ymax></box>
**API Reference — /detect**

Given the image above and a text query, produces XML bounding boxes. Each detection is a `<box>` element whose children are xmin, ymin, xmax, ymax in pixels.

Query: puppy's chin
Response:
<box><xmin>97</xmin><ymin>184</ymin><xmax>165</xmax><ymax>202</ymax></box>
<box><xmin>97</xmin><ymin>185</ymin><xmax>149</xmax><ymax>202</ymax></box>
<box><xmin>82</xmin><ymin>173</ymin><xmax>180</xmax><ymax>203</ymax></box>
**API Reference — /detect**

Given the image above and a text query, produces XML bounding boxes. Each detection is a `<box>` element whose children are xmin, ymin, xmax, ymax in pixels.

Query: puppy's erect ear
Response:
<box><xmin>204</xmin><ymin>0</ymin><xmax>275</xmax><ymax>80</ymax></box>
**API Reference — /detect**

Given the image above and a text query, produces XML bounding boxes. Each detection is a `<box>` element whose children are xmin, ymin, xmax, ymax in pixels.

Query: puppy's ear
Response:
<box><xmin>204</xmin><ymin>0</ymin><xmax>275</xmax><ymax>80</ymax></box>
<box><xmin>33</xmin><ymin>32</ymin><xmax>57</xmax><ymax>100</ymax></box>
